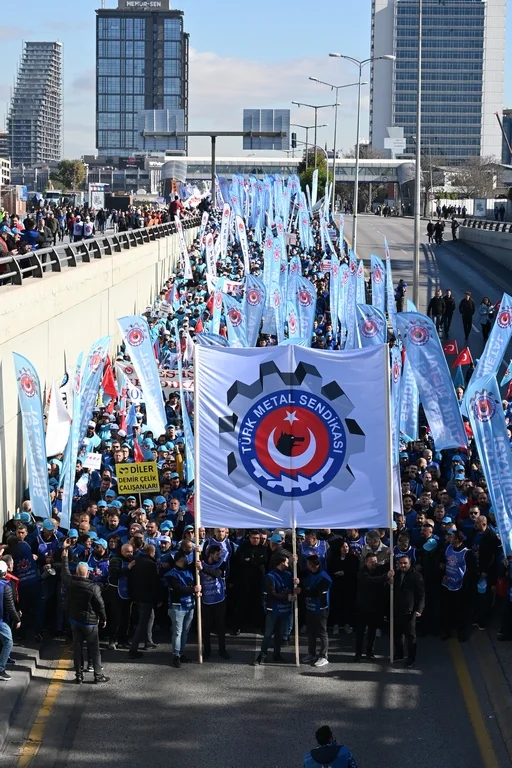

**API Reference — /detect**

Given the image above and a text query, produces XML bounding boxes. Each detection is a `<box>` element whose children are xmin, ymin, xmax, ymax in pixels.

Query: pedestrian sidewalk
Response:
<box><xmin>0</xmin><ymin>644</ymin><xmax>41</xmax><ymax>752</ymax></box>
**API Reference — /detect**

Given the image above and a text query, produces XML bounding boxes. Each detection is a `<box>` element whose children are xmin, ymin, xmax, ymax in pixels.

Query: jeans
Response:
<box><xmin>170</xmin><ymin>607</ymin><xmax>194</xmax><ymax>656</ymax></box>
<box><xmin>130</xmin><ymin>602</ymin><xmax>154</xmax><ymax>651</ymax></box>
<box><xmin>260</xmin><ymin>612</ymin><xmax>288</xmax><ymax>656</ymax></box>
<box><xmin>394</xmin><ymin>613</ymin><xmax>417</xmax><ymax>661</ymax></box>
<box><xmin>433</xmin><ymin>315</ymin><xmax>443</xmax><ymax>332</ymax></box>
<box><xmin>0</xmin><ymin>621</ymin><xmax>13</xmax><ymax>672</ymax></box>
<box><xmin>71</xmin><ymin>624</ymin><xmax>102</xmax><ymax>677</ymax></box>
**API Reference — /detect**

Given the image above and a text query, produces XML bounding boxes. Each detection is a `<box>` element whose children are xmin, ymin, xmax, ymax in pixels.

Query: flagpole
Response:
<box><xmin>193</xmin><ymin>343</ymin><xmax>203</xmax><ymax>664</ymax></box>
<box><xmin>292</xmin><ymin>527</ymin><xmax>300</xmax><ymax>667</ymax></box>
<box><xmin>384</xmin><ymin>345</ymin><xmax>394</xmax><ymax>664</ymax></box>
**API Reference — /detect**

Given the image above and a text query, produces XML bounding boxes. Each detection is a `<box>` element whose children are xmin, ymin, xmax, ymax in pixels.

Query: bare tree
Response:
<box><xmin>451</xmin><ymin>156</ymin><xmax>500</xmax><ymax>199</ymax></box>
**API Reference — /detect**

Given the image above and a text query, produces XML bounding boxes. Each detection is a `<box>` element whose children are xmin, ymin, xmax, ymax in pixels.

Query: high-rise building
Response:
<box><xmin>95</xmin><ymin>0</ymin><xmax>189</xmax><ymax>156</ymax></box>
<box><xmin>0</xmin><ymin>131</ymin><xmax>9</xmax><ymax>161</ymax></box>
<box><xmin>7</xmin><ymin>42</ymin><xmax>63</xmax><ymax>166</ymax></box>
<box><xmin>370</xmin><ymin>0</ymin><xmax>505</xmax><ymax>164</ymax></box>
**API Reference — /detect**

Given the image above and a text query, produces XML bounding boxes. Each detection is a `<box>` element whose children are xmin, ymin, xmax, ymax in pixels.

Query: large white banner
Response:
<box><xmin>196</xmin><ymin>344</ymin><xmax>391</xmax><ymax>528</ymax></box>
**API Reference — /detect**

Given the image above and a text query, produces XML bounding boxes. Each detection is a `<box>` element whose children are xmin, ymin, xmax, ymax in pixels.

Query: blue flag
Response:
<box><xmin>212</xmin><ymin>277</ymin><xmax>225</xmax><ymax>336</ymax></box>
<box><xmin>271</xmin><ymin>282</ymin><xmax>285</xmax><ymax>344</ymax></box>
<box><xmin>397</xmin><ymin>312</ymin><xmax>467</xmax><ymax>450</ymax></box>
<box><xmin>501</xmin><ymin>359</ymin><xmax>512</xmax><ymax>387</ymax></box>
<box><xmin>356</xmin><ymin>304</ymin><xmax>387</xmax><ymax>347</ymax></box>
<box><xmin>472</xmin><ymin>292</ymin><xmax>512</xmax><ymax>380</ymax></box>
<box><xmin>345</xmin><ymin>252</ymin><xmax>358</xmax><ymax>349</ymax></box>
<box><xmin>294</xmin><ymin>275</ymin><xmax>317</xmax><ymax>344</ymax></box>
<box><xmin>356</xmin><ymin>260</ymin><xmax>366</xmax><ymax>305</ymax></box>
<box><xmin>370</xmin><ymin>254</ymin><xmax>385</xmax><ymax>315</ymax></box>
<box><xmin>400</xmin><ymin>355</ymin><xmax>419</xmax><ymax>443</ymax></box>
<box><xmin>13</xmin><ymin>353</ymin><xmax>51</xmax><ymax>520</ymax></box>
<box><xmin>61</xmin><ymin>353</ymin><xmax>84</xmax><ymax>529</ymax></box>
<box><xmin>79</xmin><ymin>336</ymin><xmax>111</xmax><ymax>443</ymax></box>
<box><xmin>467</xmin><ymin>373</ymin><xmax>512</xmax><ymax>556</ymax></box>
<box><xmin>390</xmin><ymin>346</ymin><xmax>402</xmax><ymax>465</ymax></box>
<box><xmin>172</xmin><ymin>320</ymin><xmax>195</xmax><ymax>485</ymax></box>
<box><xmin>453</xmin><ymin>365</ymin><xmax>465</xmax><ymax>389</ymax></box>
<box><xmin>244</xmin><ymin>273</ymin><xmax>266</xmax><ymax>347</ymax></box>
<box><xmin>195</xmin><ymin>333</ymin><xmax>229</xmax><ymax>348</ymax></box>
<box><xmin>384</xmin><ymin>238</ymin><xmax>398</xmax><ymax>338</ymax></box>
<box><xmin>223</xmin><ymin>292</ymin><xmax>249</xmax><ymax>348</ymax></box>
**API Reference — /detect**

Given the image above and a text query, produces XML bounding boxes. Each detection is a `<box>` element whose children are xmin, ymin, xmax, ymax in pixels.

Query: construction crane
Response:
<box><xmin>495</xmin><ymin>111</ymin><xmax>512</xmax><ymax>161</ymax></box>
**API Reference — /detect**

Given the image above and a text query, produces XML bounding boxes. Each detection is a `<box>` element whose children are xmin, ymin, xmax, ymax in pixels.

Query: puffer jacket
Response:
<box><xmin>61</xmin><ymin>554</ymin><xmax>106</xmax><ymax>625</ymax></box>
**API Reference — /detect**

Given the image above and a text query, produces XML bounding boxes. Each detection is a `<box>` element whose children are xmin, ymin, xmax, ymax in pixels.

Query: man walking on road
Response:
<box><xmin>459</xmin><ymin>291</ymin><xmax>476</xmax><ymax>342</ymax></box>
<box><xmin>442</xmin><ymin>289</ymin><xmax>456</xmax><ymax>337</ymax></box>
<box><xmin>392</xmin><ymin>554</ymin><xmax>425</xmax><ymax>667</ymax></box>
<box><xmin>0</xmin><ymin>561</ymin><xmax>21</xmax><ymax>681</ymax></box>
<box><xmin>61</xmin><ymin>539</ymin><xmax>109</xmax><ymax>684</ymax></box>
<box><xmin>427</xmin><ymin>288</ymin><xmax>445</xmax><ymax>333</ymax></box>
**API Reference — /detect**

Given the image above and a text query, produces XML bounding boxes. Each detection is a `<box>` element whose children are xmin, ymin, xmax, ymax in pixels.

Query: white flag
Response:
<box><xmin>196</xmin><ymin>344</ymin><xmax>391</xmax><ymax>528</ymax></box>
<box><xmin>46</xmin><ymin>380</ymin><xmax>71</xmax><ymax>457</ymax></box>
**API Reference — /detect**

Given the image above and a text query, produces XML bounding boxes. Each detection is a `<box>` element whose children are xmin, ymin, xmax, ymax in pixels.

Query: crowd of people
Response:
<box><xmin>0</xmin><ymin>192</ymin><xmax>510</xmax><ymax>695</ymax></box>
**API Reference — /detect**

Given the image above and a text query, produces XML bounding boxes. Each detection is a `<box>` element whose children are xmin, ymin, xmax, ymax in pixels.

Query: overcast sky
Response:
<box><xmin>1</xmin><ymin>0</ymin><xmax>510</xmax><ymax>159</ymax></box>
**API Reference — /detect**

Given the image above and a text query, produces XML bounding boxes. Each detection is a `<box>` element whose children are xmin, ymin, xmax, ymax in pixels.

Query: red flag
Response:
<box><xmin>443</xmin><ymin>340</ymin><xmax>459</xmax><ymax>355</ymax></box>
<box><xmin>452</xmin><ymin>347</ymin><xmax>473</xmax><ymax>367</ymax></box>
<box><xmin>194</xmin><ymin>317</ymin><xmax>203</xmax><ymax>334</ymax></box>
<box><xmin>220</xmin><ymin>324</ymin><xmax>227</xmax><ymax>339</ymax></box>
<box><xmin>118</xmin><ymin>410</ymin><xmax>127</xmax><ymax>433</ymax></box>
<box><xmin>101</xmin><ymin>362</ymin><xmax>118</xmax><ymax>398</ymax></box>
<box><xmin>206</xmin><ymin>293</ymin><xmax>214</xmax><ymax>313</ymax></box>
<box><xmin>106</xmin><ymin>399</ymin><xmax>115</xmax><ymax>414</ymax></box>
<box><xmin>133</xmin><ymin>439</ymin><xmax>144</xmax><ymax>463</ymax></box>
<box><xmin>506</xmin><ymin>380</ymin><xmax>512</xmax><ymax>401</ymax></box>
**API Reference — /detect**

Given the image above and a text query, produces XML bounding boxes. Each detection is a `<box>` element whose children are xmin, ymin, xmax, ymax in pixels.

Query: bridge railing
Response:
<box><xmin>461</xmin><ymin>218</ymin><xmax>512</xmax><ymax>234</ymax></box>
<box><xmin>0</xmin><ymin>215</ymin><xmax>202</xmax><ymax>287</ymax></box>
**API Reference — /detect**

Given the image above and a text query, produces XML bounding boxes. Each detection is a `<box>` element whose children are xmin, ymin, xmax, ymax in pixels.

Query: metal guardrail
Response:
<box><xmin>0</xmin><ymin>215</ymin><xmax>202</xmax><ymax>286</ymax></box>
<box><xmin>461</xmin><ymin>217</ymin><xmax>512</xmax><ymax>233</ymax></box>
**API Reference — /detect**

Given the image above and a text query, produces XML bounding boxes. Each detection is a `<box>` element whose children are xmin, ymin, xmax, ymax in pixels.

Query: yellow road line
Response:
<box><xmin>448</xmin><ymin>638</ymin><xmax>500</xmax><ymax>768</ymax></box>
<box><xmin>17</xmin><ymin>653</ymin><xmax>72</xmax><ymax>767</ymax></box>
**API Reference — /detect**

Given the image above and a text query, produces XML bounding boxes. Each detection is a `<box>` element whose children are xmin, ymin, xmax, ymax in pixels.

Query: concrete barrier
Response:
<box><xmin>0</xmin><ymin>221</ymin><xmax>200</xmax><ymax>523</ymax></box>
<box><xmin>459</xmin><ymin>225</ymin><xmax>512</xmax><ymax>270</ymax></box>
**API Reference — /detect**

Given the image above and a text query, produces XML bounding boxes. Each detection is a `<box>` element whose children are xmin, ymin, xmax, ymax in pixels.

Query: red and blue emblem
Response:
<box><xmin>238</xmin><ymin>389</ymin><xmax>347</xmax><ymax>497</ymax></box>
<box><xmin>473</xmin><ymin>393</ymin><xmax>496</xmax><ymax>423</ymax></box>
<box><xmin>18</xmin><ymin>369</ymin><xmax>37</xmax><ymax>398</ymax></box>
<box><xmin>246</xmin><ymin>288</ymin><xmax>262</xmax><ymax>306</ymax></box>
<box><xmin>497</xmin><ymin>309</ymin><xmax>511</xmax><ymax>329</ymax></box>
<box><xmin>360</xmin><ymin>316</ymin><xmax>381</xmax><ymax>339</ymax></box>
<box><xmin>227</xmin><ymin>307</ymin><xmax>243</xmax><ymax>327</ymax></box>
<box><xmin>298</xmin><ymin>289</ymin><xmax>313</xmax><ymax>307</ymax></box>
<box><xmin>408</xmin><ymin>323</ymin><xmax>430</xmax><ymax>346</ymax></box>
<box><xmin>373</xmin><ymin>266</ymin><xmax>383</xmax><ymax>284</ymax></box>
<box><xmin>125</xmin><ymin>324</ymin><xmax>146</xmax><ymax>348</ymax></box>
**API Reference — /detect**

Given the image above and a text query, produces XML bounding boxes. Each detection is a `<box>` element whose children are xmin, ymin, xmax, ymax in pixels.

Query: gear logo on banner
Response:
<box><xmin>18</xmin><ymin>369</ymin><xmax>37</xmax><ymax>398</ymax></box>
<box><xmin>497</xmin><ymin>309</ymin><xmax>512</xmax><ymax>329</ymax></box>
<box><xmin>125</xmin><ymin>324</ymin><xmax>146</xmax><ymax>348</ymax></box>
<box><xmin>359</xmin><ymin>314</ymin><xmax>383</xmax><ymax>339</ymax></box>
<box><xmin>407</xmin><ymin>323</ymin><xmax>430</xmax><ymax>346</ymax></box>
<box><xmin>472</xmin><ymin>391</ymin><xmax>498</xmax><ymax>423</ymax></box>
<box><xmin>219</xmin><ymin>361</ymin><xmax>365</xmax><ymax>511</ymax></box>
<box><xmin>373</xmin><ymin>266</ymin><xmax>383</xmax><ymax>284</ymax></box>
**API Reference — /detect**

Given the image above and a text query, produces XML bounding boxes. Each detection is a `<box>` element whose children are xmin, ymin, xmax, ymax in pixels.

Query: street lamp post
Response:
<box><xmin>329</xmin><ymin>53</ymin><xmax>395</xmax><ymax>254</ymax></box>
<box><xmin>309</xmin><ymin>78</ymin><xmax>366</xmax><ymax>215</ymax></box>
<box><xmin>292</xmin><ymin>101</ymin><xmax>339</xmax><ymax>168</ymax></box>
<box><xmin>291</xmin><ymin>123</ymin><xmax>328</xmax><ymax>169</ymax></box>
<box><xmin>412</xmin><ymin>0</ymin><xmax>423</xmax><ymax>307</ymax></box>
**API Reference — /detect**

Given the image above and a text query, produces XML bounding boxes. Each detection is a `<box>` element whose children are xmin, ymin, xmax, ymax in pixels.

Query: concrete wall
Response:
<box><xmin>0</xmin><ymin>224</ymin><xmax>199</xmax><ymax>523</ymax></box>
<box><xmin>459</xmin><ymin>225</ymin><xmax>512</xmax><ymax>270</ymax></box>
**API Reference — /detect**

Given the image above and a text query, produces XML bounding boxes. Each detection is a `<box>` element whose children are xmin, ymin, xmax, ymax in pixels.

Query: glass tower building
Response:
<box><xmin>8</xmin><ymin>42</ymin><xmax>63</xmax><ymax>166</ymax></box>
<box><xmin>370</xmin><ymin>0</ymin><xmax>505</xmax><ymax>164</ymax></box>
<box><xmin>95</xmin><ymin>0</ymin><xmax>189</xmax><ymax>156</ymax></box>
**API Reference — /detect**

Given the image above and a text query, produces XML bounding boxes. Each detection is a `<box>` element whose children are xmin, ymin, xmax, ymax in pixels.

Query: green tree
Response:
<box><xmin>298</xmin><ymin>150</ymin><xmax>329</xmax><ymax>197</ymax></box>
<box><xmin>51</xmin><ymin>159</ymin><xmax>87</xmax><ymax>191</ymax></box>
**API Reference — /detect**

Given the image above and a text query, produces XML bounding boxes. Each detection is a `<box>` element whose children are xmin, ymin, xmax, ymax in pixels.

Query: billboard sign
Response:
<box><xmin>243</xmin><ymin>109</ymin><xmax>290</xmax><ymax>151</ymax></box>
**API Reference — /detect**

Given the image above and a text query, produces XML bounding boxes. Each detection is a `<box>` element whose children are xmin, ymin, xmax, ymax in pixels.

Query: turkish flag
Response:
<box><xmin>118</xmin><ymin>410</ymin><xmax>127</xmax><ymax>433</ymax></box>
<box><xmin>443</xmin><ymin>340</ymin><xmax>459</xmax><ymax>355</ymax></box>
<box><xmin>133</xmin><ymin>439</ymin><xmax>144</xmax><ymax>463</ymax></box>
<box><xmin>206</xmin><ymin>293</ymin><xmax>214</xmax><ymax>313</ymax></box>
<box><xmin>194</xmin><ymin>317</ymin><xmax>203</xmax><ymax>334</ymax></box>
<box><xmin>101</xmin><ymin>360</ymin><xmax>118</xmax><ymax>398</ymax></box>
<box><xmin>452</xmin><ymin>347</ymin><xmax>473</xmax><ymax>367</ymax></box>
<box><xmin>464</xmin><ymin>422</ymin><xmax>474</xmax><ymax>438</ymax></box>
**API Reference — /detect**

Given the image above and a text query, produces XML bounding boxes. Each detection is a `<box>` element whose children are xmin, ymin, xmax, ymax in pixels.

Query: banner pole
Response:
<box><xmin>193</xmin><ymin>344</ymin><xmax>203</xmax><ymax>664</ymax></box>
<box><xmin>384</xmin><ymin>344</ymin><xmax>394</xmax><ymax>664</ymax></box>
<box><xmin>292</xmin><ymin>528</ymin><xmax>300</xmax><ymax>668</ymax></box>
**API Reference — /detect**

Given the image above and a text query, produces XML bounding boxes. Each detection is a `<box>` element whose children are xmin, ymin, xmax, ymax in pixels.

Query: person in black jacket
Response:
<box><xmin>442</xmin><ymin>289</ymin><xmax>456</xmax><ymax>337</ymax></box>
<box><xmin>466</xmin><ymin>515</ymin><xmax>499</xmax><ymax>629</ymax></box>
<box><xmin>393</xmin><ymin>554</ymin><xmax>425</xmax><ymax>667</ymax></box>
<box><xmin>231</xmin><ymin>531</ymin><xmax>267</xmax><ymax>634</ymax></box>
<box><xmin>0</xmin><ymin>561</ymin><xmax>21</xmax><ymax>681</ymax></box>
<box><xmin>427</xmin><ymin>288</ymin><xmax>445</xmax><ymax>333</ymax></box>
<box><xmin>128</xmin><ymin>544</ymin><xmax>160</xmax><ymax>659</ymax></box>
<box><xmin>61</xmin><ymin>540</ymin><xmax>108</xmax><ymax>684</ymax></box>
<box><xmin>354</xmin><ymin>553</ymin><xmax>393</xmax><ymax>661</ymax></box>
<box><xmin>459</xmin><ymin>291</ymin><xmax>476</xmax><ymax>341</ymax></box>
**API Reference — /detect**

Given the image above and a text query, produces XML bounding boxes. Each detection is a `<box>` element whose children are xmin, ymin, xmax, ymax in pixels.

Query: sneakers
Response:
<box><xmin>302</xmin><ymin>654</ymin><xmax>316</xmax><ymax>664</ymax></box>
<box><xmin>172</xmin><ymin>656</ymin><xmax>181</xmax><ymax>668</ymax></box>
<box><xmin>254</xmin><ymin>654</ymin><xmax>266</xmax><ymax>665</ymax></box>
<box><xmin>144</xmin><ymin>642</ymin><xmax>159</xmax><ymax>649</ymax></box>
<box><xmin>314</xmin><ymin>657</ymin><xmax>329</xmax><ymax>668</ymax></box>
<box><xmin>94</xmin><ymin>674</ymin><xmax>110</xmax><ymax>684</ymax></box>
<box><xmin>366</xmin><ymin>652</ymin><xmax>377</xmax><ymax>660</ymax></box>
<box><xmin>107</xmin><ymin>642</ymin><xmax>117</xmax><ymax>650</ymax></box>
<box><xmin>344</xmin><ymin>624</ymin><xmax>353</xmax><ymax>635</ymax></box>
<box><xmin>74</xmin><ymin>675</ymin><xmax>83</xmax><ymax>684</ymax></box>
<box><xmin>0</xmin><ymin>670</ymin><xmax>12</xmax><ymax>681</ymax></box>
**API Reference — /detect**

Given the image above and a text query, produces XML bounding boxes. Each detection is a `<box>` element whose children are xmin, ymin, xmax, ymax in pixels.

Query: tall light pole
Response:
<box><xmin>412</xmin><ymin>0</ymin><xmax>423</xmax><ymax>307</ymax></box>
<box><xmin>292</xmin><ymin>101</ymin><xmax>338</xmax><ymax>168</ymax></box>
<box><xmin>309</xmin><ymin>78</ymin><xmax>366</xmax><ymax>214</ymax></box>
<box><xmin>329</xmin><ymin>53</ymin><xmax>395</xmax><ymax>254</ymax></box>
<box><xmin>291</xmin><ymin>123</ymin><xmax>328</xmax><ymax>169</ymax></box>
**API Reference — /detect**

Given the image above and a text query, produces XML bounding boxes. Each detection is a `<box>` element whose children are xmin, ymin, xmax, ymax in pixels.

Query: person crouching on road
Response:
<box><xmin>304</xmin><ymin>725</ymin><xmax>358</xmax><ymax>768</ymax></box>
<box><xmin>60</xmin><ymin>538</ymin><xmax>109</xmax><ymax>684</ymax></box>
<box><xmin>301</xmin><ymin>554</ymin><xmax>332</xmax><ymax>667</ymax></box>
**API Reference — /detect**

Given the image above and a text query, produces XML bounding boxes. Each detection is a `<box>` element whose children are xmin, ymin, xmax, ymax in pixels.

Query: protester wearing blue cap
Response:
<box><xmin>87</xmin><ymin>539</ymin><xmax>109</xmax><ymax>588</ymax></box>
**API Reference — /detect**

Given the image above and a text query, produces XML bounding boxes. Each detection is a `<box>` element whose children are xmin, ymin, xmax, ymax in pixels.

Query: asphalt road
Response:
<box><xmin>1</xmin><ymin>628</ymin><xmax>509</xmax><ymax>768</ymax></box>
<box><xmin>353</xmin><ymin>214</ymin><xmax>512</xmax><ymax>367</ymax></box>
